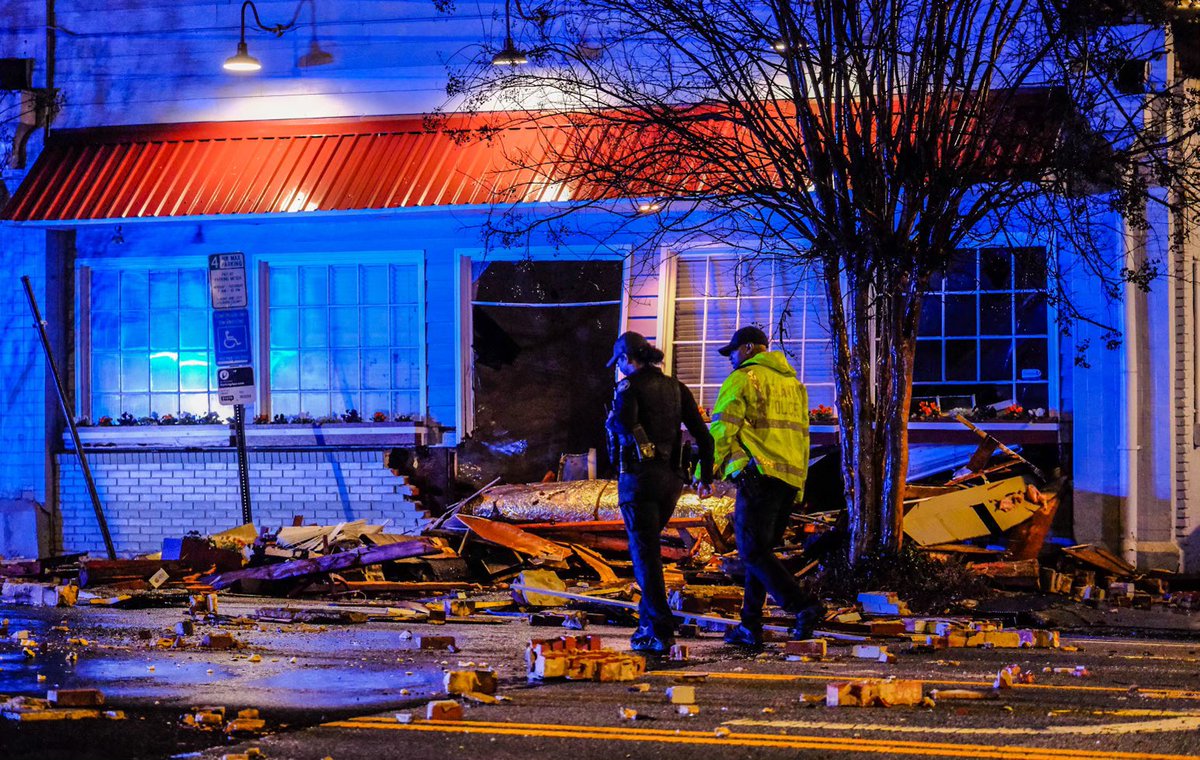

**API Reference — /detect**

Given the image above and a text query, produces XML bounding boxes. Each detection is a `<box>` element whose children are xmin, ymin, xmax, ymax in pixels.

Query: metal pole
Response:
<box><xmin>21</xmin><ymin>275</ymin><xmax>116</xmax><ymax>559</ymax></box>
<box><xmin>233</xmin><ymin>402</ymin><xmax>253</xmax><ymax>524</ymax></box>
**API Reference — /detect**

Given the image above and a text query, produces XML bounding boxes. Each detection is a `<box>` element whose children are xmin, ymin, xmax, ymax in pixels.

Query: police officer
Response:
<box><xmin>606</xmin><ymin>331</ymin><xmax>714</xmax><ymax>655</ymax></box>
<box><xmin>699</xmin><ymin>325</ymin><xmax>824</xmax><ymax>647</ymax></box>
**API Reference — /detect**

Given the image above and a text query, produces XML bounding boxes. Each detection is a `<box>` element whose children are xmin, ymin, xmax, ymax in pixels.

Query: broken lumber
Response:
<box><xmin>510</xmin><ymin>583</ymin><xmax>793</xmax><ymax>633</ymax></box>
<box><xmin>519</xmin><ymin>518</ymin><xmax>707</xmax><ymax>532</ymax></box>
<box><xmin>456</xmin><ymin>515</ymin><xmax>573</xmax><ymax>562</ymax></box>
<box><xmin>203</xmin><ymin>539</ymin><xmax>436</xmax><ymax>590</ymax></box>
<box><xmin>952</xmin><ymin>415</ymin><xmax>1047</xmax><ymax>481</ymax></box>
<box><xmin>1062</xmin><ymin>544</ymin><xmax>1136</xmax><ymax>578</ymax></box>
<box><xmin>78</xmin><ymin>559</ymin><xmax>194</xmax><ymax>588</ymax></box>
<box><xmin>254</xmin><ymin>607</ymin><xmax>368</xmax><ymax>624</ymax></box>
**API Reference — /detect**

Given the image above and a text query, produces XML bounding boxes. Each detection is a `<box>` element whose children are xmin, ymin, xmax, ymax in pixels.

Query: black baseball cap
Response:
<box><xmin>607</xmin><ymin>331</ymin><xmax>650</xmax><ymax>367</ymax></box>
<box><xmin>717</xmin><ymin>325</ymin><xmax>769</xmax><ymax>356</ymax></box>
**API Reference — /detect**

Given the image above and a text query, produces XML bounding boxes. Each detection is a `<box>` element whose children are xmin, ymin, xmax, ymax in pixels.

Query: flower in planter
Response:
<box><xmin>342</xmin><ymin>409</ymin><xmax>363</xmax><ymax>423</ymax></box>
<box><xmin>372</xmin><ymin>411</ymin><xmax>388</xmax><ymax>423</ymax></box>
<box><xmin>809</xmin><ymin>404</ymin><xmax>836</xmax><ymax>423</ymax></box>
<box><xmin>117</xmin><ymin>412</ymin><xmax>138</xmax><ymax>426</ymax></box>
<box><xmin>291</xmin><ymin>412</ymin><xmax>315</xmax><ymax>424</ymax></box>
<box><xmin>316</xmin><ymin>414</ymin><xmax>341</xmax><ymax>424</ymax></box>
<box><xmin>271</xmin><ymin>414</ymin><xmax>289</xmax><ymax>424</ymax></box>
<box><xmin>910</xmin><ymin>400</ymin><xmax>942</xmax><ymax>421</ymax></box>
<box><xmin>74</xmin><ymin>416</ymin><xmax>92</xmax><ymax>427</ymax></box>
<box><xmin>157</xmin><ymin>413</ymin><xmax>177</xmax><ymax>425</ymax></box>
<box><xmin>253</xmin><ymin>414</ymin><xmax>270</xmax><ymax>424</ymax></box>
<box><xmin>394</xmin><ymin>413</ymin><xmax>416</xmax><ymax>422</ymax></box>
<box><xmin>999</xmin><ymin>404</ymin><xmax>1025</xmax><ymax>420</ymax></box>
<box><xmin>97</xmin><ymin>416</ymin><xmax>114</xmax><ymax>427</ymax></box>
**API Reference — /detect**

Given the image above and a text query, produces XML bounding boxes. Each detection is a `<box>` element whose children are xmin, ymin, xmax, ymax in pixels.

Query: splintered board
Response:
<box><xmin>902</xmin><ymin>477</ymin><xmax>1035</xmax><ymax>546</ymax></box>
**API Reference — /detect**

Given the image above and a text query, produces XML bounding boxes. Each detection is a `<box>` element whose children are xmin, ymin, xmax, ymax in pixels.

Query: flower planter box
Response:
<box><xmin>66</xmin><ymin>422</ymin><xmax>433</xmax><ymax>450</ymax></box>
<box><xmin>810</xmin><ymin>420</ymin><xmax>1060</xmax><ymax>446</ymax></box>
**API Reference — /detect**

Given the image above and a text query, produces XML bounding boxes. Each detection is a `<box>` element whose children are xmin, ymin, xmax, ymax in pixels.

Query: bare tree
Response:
<box><xmin>436</xmin><ymin>0</ymin><xmax>1200</xmax><ymax>562</ymax></box>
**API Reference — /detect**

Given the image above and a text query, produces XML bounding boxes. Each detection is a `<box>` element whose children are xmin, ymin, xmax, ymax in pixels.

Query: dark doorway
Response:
<box><xmin>458</xmin><ymin>260</ymin><xmax>623</xmax><ymax>486</ymax></box>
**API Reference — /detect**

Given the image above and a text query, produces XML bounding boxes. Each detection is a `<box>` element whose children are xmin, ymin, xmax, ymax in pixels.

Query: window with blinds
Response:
<box><xmin>670</xmin><ymin>254</ymin><xmax>835</xmax><ymax>410</ymax></box>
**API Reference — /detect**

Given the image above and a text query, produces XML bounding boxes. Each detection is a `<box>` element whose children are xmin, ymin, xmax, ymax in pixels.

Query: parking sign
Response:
<box><xmin>217</xmin><ymin>366</ymin><xmax>256</xmax><ymax>406</ymax></box>
<box><xmin>209</xmin><ymin>253</ymin><xmax>248</xmax><ymax>309</ymax></box>
<box><xmin>213</xmin><ymin>309</ymin><xmax>252</xmax><ymax>366</ymax></box>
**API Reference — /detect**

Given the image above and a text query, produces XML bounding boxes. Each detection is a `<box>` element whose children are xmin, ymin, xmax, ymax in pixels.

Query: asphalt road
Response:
<box><xmin>4</xmin><ymin>597</ymin><xmax>1200</xmax><ymax>760</ymax></box>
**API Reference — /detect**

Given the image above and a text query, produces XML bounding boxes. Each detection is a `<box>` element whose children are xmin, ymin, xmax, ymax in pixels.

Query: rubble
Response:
<box><xmin>525</xmin><ymin>634</ymin><xmax>645</xmax><ymax>682</ymax></box>
<box><xmin>826</xmin><ymin>679</ymin><xmax>924</xmax><ymax>707</ymax></box>
<box><xmin>2</xmin><ymin>693</ymin><xmax>125</xmax><ymax>722</ymax></box>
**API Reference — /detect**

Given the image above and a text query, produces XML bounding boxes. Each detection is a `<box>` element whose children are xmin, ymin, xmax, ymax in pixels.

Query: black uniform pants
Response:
<box><xmin>618</xmin><ymin>461</ymin><xmax>684</xmax><ymax>644</ymax></box>
<box><xmin>733</xmin><ymin>465</ymin><xmax>811</xmax><ymax>627</ymax></box>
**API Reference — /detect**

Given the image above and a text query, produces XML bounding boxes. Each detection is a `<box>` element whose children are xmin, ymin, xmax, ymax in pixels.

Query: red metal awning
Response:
<box><xmin>2</xmin><ymin>92</ymin><xmax>1060</xmax><ymax>223</ymax></box>
<box><xmin>1</xmin><ymin>113</ymin><xmax>600</xmax><ymax>222</ymax></box>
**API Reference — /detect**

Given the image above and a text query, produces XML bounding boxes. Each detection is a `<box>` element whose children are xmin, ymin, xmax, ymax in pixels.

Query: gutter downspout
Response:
<box><xmin>1122</xmin><ymin>220</ymin><xmax>1142</xmax><ymax>567</ymax></box>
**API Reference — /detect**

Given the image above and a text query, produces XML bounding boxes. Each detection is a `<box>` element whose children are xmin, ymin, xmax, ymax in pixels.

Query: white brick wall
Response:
<box><xmin>56</xmin><ymin>450</ymin><xmax>431</xmax><ymax>556</ymax></box>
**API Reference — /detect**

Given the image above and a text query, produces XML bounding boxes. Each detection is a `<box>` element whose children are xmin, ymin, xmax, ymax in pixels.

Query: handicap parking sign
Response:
<box><xmin>213</xmin><ymin>309</ymin><xmax>253</xmax><ymax>366</ymax></box>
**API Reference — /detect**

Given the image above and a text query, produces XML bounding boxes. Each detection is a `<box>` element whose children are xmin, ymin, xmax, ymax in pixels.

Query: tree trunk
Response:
<box><xmin>825</xmin><ymin>255</ymin><xmax>922</xmax><ymax>564</ymax></box>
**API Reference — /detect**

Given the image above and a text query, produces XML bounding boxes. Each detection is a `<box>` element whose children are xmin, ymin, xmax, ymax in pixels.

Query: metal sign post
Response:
<box><xmin>209</xmin><ymin>253</ymin><xmax>255</xmax><ymax>525</ymax></box>
<box><xmin>21</xmin><ymin>275</ymin><xmax>116</xmax><ymax>559</ymax></box>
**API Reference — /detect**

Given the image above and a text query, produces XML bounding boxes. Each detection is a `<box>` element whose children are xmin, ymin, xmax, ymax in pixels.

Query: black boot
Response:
<box><xmin>723</xmin><ymin>622</ymin><xmax>764</xmax><ymax>648</ymax></box>
<box><xmin>790</xmin><ymin>603</ymin><xmax>825</xmax><ymax>639</ymax></box>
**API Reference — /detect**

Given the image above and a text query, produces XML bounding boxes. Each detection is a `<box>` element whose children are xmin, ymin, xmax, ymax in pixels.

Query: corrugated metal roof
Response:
<box><xmin>2</xmin><ymin>92</ymin><xmax>1060</xmax><ymax>222</ymax></box>
<box><xmin>1</xmin><ymin>113</ymin><xmax>616</xmax><ymax>221</ymax></box>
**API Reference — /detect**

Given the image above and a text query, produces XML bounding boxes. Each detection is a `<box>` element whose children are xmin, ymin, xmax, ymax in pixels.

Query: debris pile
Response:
<box><xmin>525</xmin><ymin>634</ymin><xmax>646</xmax><ymax>682</ymax></box>
<box><xmin>1</xmin><ymin>689</ymin><xmax>124</xmax><ymax>722</ymax></box>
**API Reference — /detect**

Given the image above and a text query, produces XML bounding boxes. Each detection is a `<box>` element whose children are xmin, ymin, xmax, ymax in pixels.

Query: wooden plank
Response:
<box><xmin>1062</xmin><ymin>543</ymin><xmax>1136</xmax><ymax>577</ymax></box>
<box><xmin>570</xmin><ymin>544</ymin><xmax>620</xmax><ymax>586</ymax></box>
<box><xmin>509</xmin><ymin>583</ymin><xmax>793</xmax><ymax>633</ymax></box>
<box><xmin>79</xmin><ymin>559</ymin><xmax>195</xmax><ymax>587</ymax></box>
<box><xmin>520</xmin><ymin>518</ymin><xmax>707</xmax><ymax>532</ymax></box>
<box><xmin>332</xmin><ymin>581</ymin><xmax>482</xmax><ymax>594</ymax></box>
<box><xmin>456</xmin><ymin>515</ymin><xmax>573</xmax><ymax>562</ymax></box>
<box><xmin>203</xmin><ymin>539</ymin><xmax>435</xmax><ymax>590</ymax></box>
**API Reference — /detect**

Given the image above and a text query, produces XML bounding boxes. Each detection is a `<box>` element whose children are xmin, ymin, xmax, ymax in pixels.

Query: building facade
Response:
<box><xmin>0</xmin><ymin>1</ymin><xmax>1196</xmax><ymax>569</ymax></box>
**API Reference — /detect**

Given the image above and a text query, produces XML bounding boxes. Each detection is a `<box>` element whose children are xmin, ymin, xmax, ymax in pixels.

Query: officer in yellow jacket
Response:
<box><xmin>699</xmin><ymin>326</ymin><xmax>824</xmax><ymax>647</ymax></box>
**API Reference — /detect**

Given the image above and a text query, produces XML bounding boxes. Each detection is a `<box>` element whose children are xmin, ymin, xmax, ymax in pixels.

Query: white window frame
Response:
<box><xmin>662</xmin><ymin>247</ymin><xmax>834</xmax><ymax>409</ymax></box>
<box><xmin>75</xmin><ymin>251</ymin><xmax>428</xmax><ymax>423</ymax></box>
<box><xmin>254</xmin><ymin>250</ymin><xmax>428</xmax><ymax>421</ymax></box>
<box><xmin>455</xmin><ymin>246</ymin><xmax>628</xmax><ymax>438</ymax></box>
<box><xmin>75</xmin><ymin>254</ymin><xmax>217</xmax><ymax>421</ymax></box>
<box><xmin>912</xmin><ymin>245</ymin><xmax>1059</xmax><ymax>413</ymax></box>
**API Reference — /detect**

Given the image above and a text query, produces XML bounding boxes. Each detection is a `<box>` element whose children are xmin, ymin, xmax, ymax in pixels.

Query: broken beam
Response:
<box><xmin>509</xmin><ymin>583</ymin><xmax>792</xmax><ymax>633</ymax></box>
<box><xmin>203</xmin><ymin>539</ymin><xmax>435</xmax><ymax>590</ymax></box>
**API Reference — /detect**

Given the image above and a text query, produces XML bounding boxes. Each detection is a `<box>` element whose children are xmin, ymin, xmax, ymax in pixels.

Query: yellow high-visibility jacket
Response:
<box><xmin>705</xmin><ymin>350</ymin><xmax>810</xmax><ymax>492</ymax></box>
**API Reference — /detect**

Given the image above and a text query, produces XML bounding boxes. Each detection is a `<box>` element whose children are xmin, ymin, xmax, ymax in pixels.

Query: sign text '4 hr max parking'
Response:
<box><xmin>208</xmin><ymin>253</ymin><xmax>255</xmax><ymax>406</ymax></box>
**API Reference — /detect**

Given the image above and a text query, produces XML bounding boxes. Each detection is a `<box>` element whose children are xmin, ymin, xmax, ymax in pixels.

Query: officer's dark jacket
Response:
<box><xmin>609</xmin><ymin>365</ymin><xmax>715</xmax><ymax>484</ymax></box>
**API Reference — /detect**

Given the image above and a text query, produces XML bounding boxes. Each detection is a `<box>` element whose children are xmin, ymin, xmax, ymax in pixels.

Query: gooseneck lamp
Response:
<box><xmin>492</xmin><ymin>0</ymin><xmax>528</xmax><ymax>66</ymax></box>
<box><xmin>223</xmin><ymin>0</ymin><xmax>298</xmax><ymax>73</ymax></box>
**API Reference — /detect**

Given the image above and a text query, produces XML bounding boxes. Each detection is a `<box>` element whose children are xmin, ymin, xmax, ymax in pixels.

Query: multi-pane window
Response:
<box><xmin>913</xmin><ymin>247</ymin><xmax>1051</xmax><ymax>410</ymax></box>
<box><xmin>268</xmin><ymin>263</ymin><xmax>422</xmax><ymax>418</ymax></box>
<box><xmin>671</xmin><ymin>255</ymin><xmax>835</xmax><ymax>410</ymax></box>
<box><xmin>88</xmin><ymin>267</ymin><xmax>216</xmax><ymax>419</ymax></box>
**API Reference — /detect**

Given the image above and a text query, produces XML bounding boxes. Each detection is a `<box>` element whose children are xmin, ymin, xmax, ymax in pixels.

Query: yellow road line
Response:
<box><xmin>647</xmin><ymin>670</ymin><xmax>1200</xmax><ymax>700</ymax></box>
<box><xmin>324</xmin><ymin>717</ymin><xmax>1198</xmax><ymax>760</ymax></box>
<box><xmin>728</xmin><ymin>715</ymin><xmax>1200</xmax><ymax>736</ymax></box>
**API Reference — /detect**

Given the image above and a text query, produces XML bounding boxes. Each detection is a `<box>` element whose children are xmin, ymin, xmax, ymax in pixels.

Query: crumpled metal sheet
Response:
<box><xmin>462</xmin><ymin>480</ymin><xmax>736</xmax><ymax>527</ymax></box>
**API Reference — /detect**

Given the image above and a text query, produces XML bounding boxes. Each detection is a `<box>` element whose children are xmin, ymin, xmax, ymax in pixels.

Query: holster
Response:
<box><xmin>630</xmin><ymin>424</ymin><xmax>657</xmax><ymax>462</ymax></box>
